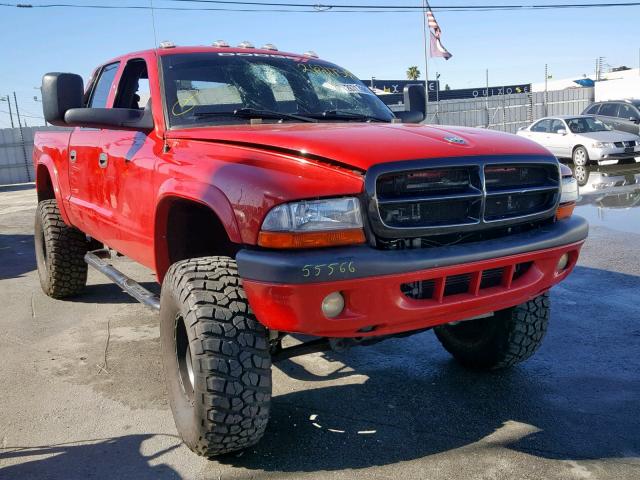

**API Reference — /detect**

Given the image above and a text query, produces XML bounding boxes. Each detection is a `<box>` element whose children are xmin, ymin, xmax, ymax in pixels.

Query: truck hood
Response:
<box><xmin>165</xmin><ymin>123</ymin><xmax>552</xmax><ymax>171</ymax></box>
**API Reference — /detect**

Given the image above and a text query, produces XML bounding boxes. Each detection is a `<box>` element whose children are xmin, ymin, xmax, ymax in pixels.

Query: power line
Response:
<box><xmin>2</xmin><ymin>1</ymin><xmax>640</xmax><ymax>13</ymax></box>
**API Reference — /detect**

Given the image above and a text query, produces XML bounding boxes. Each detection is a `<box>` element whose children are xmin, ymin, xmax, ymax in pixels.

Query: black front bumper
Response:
<box><xmin>236</xmin><ymin>216</ymin><xmax>588</xmax><ymax>285</ymax></box>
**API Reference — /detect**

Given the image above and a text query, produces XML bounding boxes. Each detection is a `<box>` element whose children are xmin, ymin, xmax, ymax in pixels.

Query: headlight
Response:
<box><xmin>557</xmin><ymin>173</ymin><xmax>578</xmax><ymax>220</ymax></box>
<box><xmin>592</xmin><ymin>142</ymin><xmax>613</xmax><ymax>148</ymax></box>
<box><xmin>560</xmin><ymin>176</ymin><xmax>578</xmax><ymax>204</ymax></box>
<box><xmin>259</xmin><ymin>197</ymin><xmax>365</xmax><ymax>248</ymax></box>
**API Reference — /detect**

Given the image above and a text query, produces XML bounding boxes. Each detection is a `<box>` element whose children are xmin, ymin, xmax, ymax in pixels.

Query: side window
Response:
<box><xmin>598</xmin><ymin>103</ymin><xmax>619</xmax><ymax>117</ymax></box>
<box><xmin>619</xmin><ymin>104</ymin><xmax>640</xmax><ymax>120</ymax></box>
<box><xmin>114</xmin><ymin>59</ymin><xmax>151</xmax><ymax>110</ymax></box>
<box><xmin>550</xmin><ymin>119</ymin><xmax>566</xmax><ymax>133</ymax></box>
<box><xmin>89</xmin><ymin>62</ymin><xmax>120</xmax><ymax>108</ymax></box>
<box><xmin>584</xmin><ymin>104</ymin><xmax>600</xmax><ymax>115</ymax></box>
<box><xmin>531</xmin><ymin>119</ymin><xmax>551</xmax><ymax>132</ymax></box>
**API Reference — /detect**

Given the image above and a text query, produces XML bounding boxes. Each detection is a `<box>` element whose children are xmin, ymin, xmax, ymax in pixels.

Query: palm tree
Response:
<box><xmin>406</xmin><ymin>66</ymin><xmax>421</xmax><ymax>80</ymax></box>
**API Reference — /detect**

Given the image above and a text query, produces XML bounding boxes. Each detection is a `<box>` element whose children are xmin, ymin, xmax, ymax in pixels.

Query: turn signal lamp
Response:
<box><xmin>258</xmin><ymin>197</ymin><xmax>366</xmax><ymax>249</ymax></box>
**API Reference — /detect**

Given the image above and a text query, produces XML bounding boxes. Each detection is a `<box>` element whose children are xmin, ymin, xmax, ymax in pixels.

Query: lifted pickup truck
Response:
<box><xmin>34</xmin><ymin>43</ymin><xmax>587</xmax><ymax>458</ymax></box>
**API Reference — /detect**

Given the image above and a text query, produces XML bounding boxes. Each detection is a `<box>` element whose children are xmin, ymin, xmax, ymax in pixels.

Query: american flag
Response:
<box><xmin>426</xmin><ymin>8</ymin><xmax>452</xmax><ymax>60</ymax></box>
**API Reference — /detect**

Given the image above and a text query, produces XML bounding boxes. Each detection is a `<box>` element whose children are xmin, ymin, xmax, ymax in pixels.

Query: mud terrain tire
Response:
<box><xmin>34</xmin><ymin>199</ymin><xmax>88</xmax><ymax>298</ymax></box>
<box><xmin>160</xmin><ymin>256</ymin><xmax>272</xmax><ymax>457</ymax></box>
<box><xmin>434</xmin><ymin>293</ymin><xmax>550</xmax><ymax>370</ymax></box>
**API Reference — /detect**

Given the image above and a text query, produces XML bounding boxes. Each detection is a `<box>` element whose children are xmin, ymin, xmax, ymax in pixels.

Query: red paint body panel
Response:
<box><xmin>243</xmin><ymin>242</ymin><xmax>583</xmax><ymax>337</ymax></box>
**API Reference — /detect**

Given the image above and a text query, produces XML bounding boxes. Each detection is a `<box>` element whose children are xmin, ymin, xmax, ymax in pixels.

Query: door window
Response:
<box><xmin>618</xmin><ymin>104</ymin><xmax>640</xmax><ymax>120</ymax></box>
<box><xmin>89</xmin><ymin>62</ymin><xmax>120</xmax><ymax>108</ymax></box>
<box><xmin>114</xmin><ymin>59</ymin><xmax>151</xmax><ymax>110</ymax></box>
<box><xmin>598</xmin><ymin>103</ymin><xmax>619</xmax><ymax>117</ymax></box>
<box><xmin>550</xmin><ymin>119</ymin><xmax>566</xmax><ymax>133</ymax></box>
<box><xmin>531</xmin><ymin>119</ymin><xmax>552</xmax><ymax>132</ymax></box>
<box><xmin>584</xmin><ymin>104</ymin><xmax>600</xmax><ymax>115</ymax></box>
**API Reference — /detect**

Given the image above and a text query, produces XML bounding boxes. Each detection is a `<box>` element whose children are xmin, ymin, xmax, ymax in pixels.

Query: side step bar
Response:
<box><xmin>84</xmin><ymin>250</ymin><xmax>160</xmax><ymax>312</ymax></box>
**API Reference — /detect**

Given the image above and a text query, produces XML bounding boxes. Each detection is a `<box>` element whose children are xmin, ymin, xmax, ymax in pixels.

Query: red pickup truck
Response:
<box><xmin>34</xmin><ymin>43</ymin><xmax>587</xmax><ymax>458</ymax></box>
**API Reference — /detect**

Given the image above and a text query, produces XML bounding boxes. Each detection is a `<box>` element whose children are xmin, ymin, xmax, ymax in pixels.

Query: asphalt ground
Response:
<box><xmin>0</xmin><ymin>184</ymin><xmax>639</xmax><ymax>480</ymax></box>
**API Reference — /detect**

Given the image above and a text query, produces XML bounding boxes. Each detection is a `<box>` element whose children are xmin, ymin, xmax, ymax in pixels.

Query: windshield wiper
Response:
<box><xmin>314</xmin><ymin>110</ymin><xmax>390</xmax><ymax>123</ymax></box>
<box><xmin>192</xmin><ymin>107</ymin><xmax>317</xmax><ymax>123</ymax></box>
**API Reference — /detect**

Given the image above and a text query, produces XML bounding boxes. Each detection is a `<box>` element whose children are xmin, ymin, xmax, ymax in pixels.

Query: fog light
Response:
<box><xmin>557</xmin><ymin>253</ymin><xmax>570</xmax><ymax>272</ymax></box>
<box><xmin>321</xmin><ymin>292</ymin><xmax>345</xmax><ymax>318</ymax></box>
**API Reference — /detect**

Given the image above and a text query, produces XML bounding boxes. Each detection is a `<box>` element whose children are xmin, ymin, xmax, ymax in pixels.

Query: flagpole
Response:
<box><xmin>422</xmin><ymin>0</ymin><xmax>430</xmax><ymax>123</ymax></box>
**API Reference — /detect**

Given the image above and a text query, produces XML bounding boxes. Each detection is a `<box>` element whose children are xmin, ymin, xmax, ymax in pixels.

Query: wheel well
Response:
<box><xmin>155</xmin><ymin>197</ymin><xmax>239</xmax><ymax>280</ymax></box>
<box><xmin>572</xmin><ymin>145</ymin><xmax>586</xmax><ymax>154</ymax></box>
<box><xmin>36</xmin><ymin>164</ymin><xmax>55</xmax><ymax>202</ymax></box>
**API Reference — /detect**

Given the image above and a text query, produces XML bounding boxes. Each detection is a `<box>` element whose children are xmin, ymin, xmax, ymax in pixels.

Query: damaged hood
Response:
<box><xmin>165</xmin><ymin>122</ymin><xmax>552</xmax><ymax>171</ymax></box>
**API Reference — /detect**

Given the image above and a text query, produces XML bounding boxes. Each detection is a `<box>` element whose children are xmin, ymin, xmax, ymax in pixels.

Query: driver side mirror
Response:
<box><xmin>556</xmin><ymin>129</ymin><xmax>567</xmax><ymax>135</ymax></box>
<box><xmin>41</xmin><ymin>72</ymin><xmax>84</xmax><ymax>126</ymax></box>
<box><xmin>629</xmin><ymin>117</ymin><xmax>640</xmax><ymax>124</ymax></box>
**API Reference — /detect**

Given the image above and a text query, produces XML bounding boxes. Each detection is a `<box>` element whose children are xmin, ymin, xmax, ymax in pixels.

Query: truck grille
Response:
<box><xmin>366</xmin><ymin>158</ymin><xmax>560</xmax><ymax>240</ymax></box>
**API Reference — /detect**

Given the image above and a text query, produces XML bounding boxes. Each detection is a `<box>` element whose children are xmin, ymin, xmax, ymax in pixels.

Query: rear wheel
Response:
<box><xmin>34</xmin><ymin>199</ymin><xmax>88</xmax><ymax>298</ymax></box>
<box><xmin>434</xmin><ymin>293</ymin><xmax>550</xmax><ymax>370</ymax></box>
<box><xmin>160</xmin><ymin>256</ymin><xmax>272</xmax><ymax>458</ymax></box>
<box><xmin>572</xmin><ymin>146</ymin><xmax>589</xmax><ymax>166</ymax></box>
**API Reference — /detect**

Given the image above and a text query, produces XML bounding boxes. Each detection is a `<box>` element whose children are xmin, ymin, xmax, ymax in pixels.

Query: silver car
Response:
<box><xmin>517</xmin><ymin>115</ymin><xmax>640</xmax><ymax>166</ymax></box>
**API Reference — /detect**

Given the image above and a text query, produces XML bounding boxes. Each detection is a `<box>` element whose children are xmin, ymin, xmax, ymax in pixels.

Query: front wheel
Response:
<box><xmin>434</xmin><ymin>293</ymin><xmax>550</xmax><ymax>370</ymax></box>
<box><xmin>160</xmin><ymin>256</ymin><xmax>272</xmax><ymax>458</ymax></box>
<box><xmin>572</xmin><ymin>146</ymin><xmax>589</xmax><ymax>166</ymax></box>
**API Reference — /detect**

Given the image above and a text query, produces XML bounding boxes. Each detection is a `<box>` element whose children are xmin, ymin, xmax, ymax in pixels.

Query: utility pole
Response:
<box><xmin>544</xmin><ymin>64</ymin><xmax>549</xmax><ymax>117</ymax></box>
<box><xmin>1</xmin><ymin>95</ymin><xmax>15</xmax><ymax>128</ymax></box>
<box><xmin>13</xmin><ymin>91</ymin><xmax>31</xmax><ymax>182</ymax></box>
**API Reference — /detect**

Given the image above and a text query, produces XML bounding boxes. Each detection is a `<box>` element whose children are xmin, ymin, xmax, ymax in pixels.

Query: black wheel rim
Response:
<box><xmin>175</xmin><ymin>314</ymin><xmax>194</xmax><ymax>401</ymax></box>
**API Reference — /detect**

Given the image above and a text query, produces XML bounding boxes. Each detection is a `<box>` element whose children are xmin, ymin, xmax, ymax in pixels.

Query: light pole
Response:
<box><xmin>0</xmin><ymin>95</ymin><xmax>15</xmax><ymax>128</ymax></box>
<box><xmin>435</xmin><ymin>72</ymin><xmax>441</xmax><ymax>124</ymax></box>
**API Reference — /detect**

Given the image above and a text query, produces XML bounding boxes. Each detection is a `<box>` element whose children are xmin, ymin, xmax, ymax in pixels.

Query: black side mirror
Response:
<box><xmin>64</xmin><ymin>107</ymin><xmax>154</xmax><ymax>131</ymax></box>
<box><xmin>41</xmin><ymin>72</ymin><xmax>84</xmax><ymax>126</ymax></box>
<box><xmin>629</xmin><ymin>117</ymin><xmax>640</xmax><ymax>124</ymax></box>
<box><xmin>402</xmin><ymin>84</ymin><xmax>426</xmax><ymax>123</ymax></box>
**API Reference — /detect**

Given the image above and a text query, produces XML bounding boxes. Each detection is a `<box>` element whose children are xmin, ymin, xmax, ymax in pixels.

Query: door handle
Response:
<box><xmin>69</xmin><ymin>150</ymin><xmax>77</xmax><ymax>163</ymax></box>
<box><xmin>98</xmin><ymin>152</ymin><xmax>109</xmax><ymax>169</ymax></box>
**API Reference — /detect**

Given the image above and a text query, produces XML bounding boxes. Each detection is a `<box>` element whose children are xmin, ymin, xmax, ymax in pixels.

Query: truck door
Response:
<box><xmin>98</xmin><ymin>58</ymin><xmax>159</xmax><ymax>268</ymax></box>
<box><xmin>67</xmin><ymin>62</ymin><xmax>120</xmax><ymax>239</ymax></box>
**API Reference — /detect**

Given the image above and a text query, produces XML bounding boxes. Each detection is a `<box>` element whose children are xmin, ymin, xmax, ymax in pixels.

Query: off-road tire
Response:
<box><xmin>572</xmin><ymin>146</ymin><xmax>589</xmax><ymax>166</ymax></box>
<box><xmin>34</xmin><ymin>199</ymin><xmax>88</xmax><ymax>298</ymax></box>
<box><xmin>160</xmin><ymin>257</ymin><xmax>272</xmax><ymax>458</ymax></box>
<box><xmin>434</xmin><ymin>293</ymin><xmax>550</xmax><ymax>370</ymax></box>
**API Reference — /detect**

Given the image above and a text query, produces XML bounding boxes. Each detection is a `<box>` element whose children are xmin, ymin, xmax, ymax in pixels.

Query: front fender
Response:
<box><xmin>154</xmin><ymin>178</ymin><xmax>242</xmax><ymax>278</ymax></box>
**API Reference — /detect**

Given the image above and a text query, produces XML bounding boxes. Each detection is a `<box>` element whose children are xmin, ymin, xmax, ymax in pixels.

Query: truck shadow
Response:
<box><xmin>216</xmin><ymin>265</ymin><xmax>640</xmax><ymax>473</ymax></box>
<box><xmin>0</xmin><ymin>434</ymin><xmax>182</xmax><ymax>480</ymax></box>
<box><xmin>0</xmin><ymin>234</ymin><xmax>36</xmax><ymax>280</ymax></box>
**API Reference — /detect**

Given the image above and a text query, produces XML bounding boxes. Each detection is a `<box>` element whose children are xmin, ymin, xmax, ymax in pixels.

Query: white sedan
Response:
<box><xmin>517</xmin><ymin>115</ymin><xmax>640</xmax><ymax>166</ymax></box>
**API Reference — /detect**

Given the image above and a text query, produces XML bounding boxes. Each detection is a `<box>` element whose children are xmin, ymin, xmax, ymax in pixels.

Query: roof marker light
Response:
<box><xmin>237</xmin><ymin>41</ymin><xmax>255</xmax><ymax>49</ymax></box>
<box><xmin>262</xmin><ymin>43</ymin><xmax>278</xmax><ymax>51</ymax></box>
<box><xmin>212</xmin><ymin>40</ymin><xmax>230</xmax><ymax>47</ymax></box>
<box><xmin>159</xmin><ymin>41</ymin><xmax>176</xmax><ymax>49</ymax></box>
<box><xmin>303</xmin><ymin>50</ymin><xmax>319</xmax><ymax>58</ymax></box>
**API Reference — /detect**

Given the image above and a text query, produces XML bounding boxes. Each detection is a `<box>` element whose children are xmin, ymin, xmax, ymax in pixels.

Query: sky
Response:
<box><xmin>1</xmin><ymin>0</ymin><xmax>639</xmax><ymax>128</ymax></box>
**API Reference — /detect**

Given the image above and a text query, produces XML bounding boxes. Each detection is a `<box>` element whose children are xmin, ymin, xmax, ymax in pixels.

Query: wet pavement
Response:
<box><xmin>0</xmin><ymin>184</ymin><xmax>639</xmax><ymax>480</ymax></box>
<box><xmin>572</xmin><ymin>161</ymin><xmax>640</xmax><ymax>235</ymax></box>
